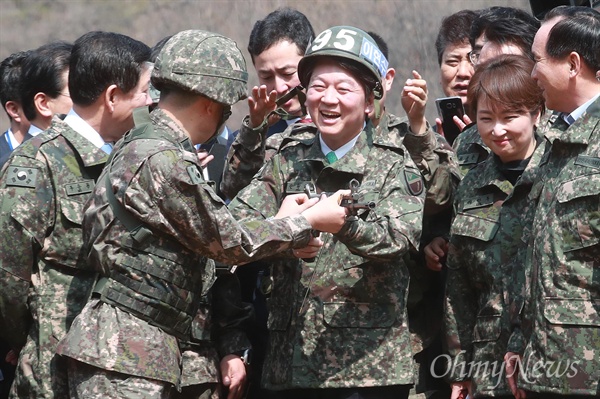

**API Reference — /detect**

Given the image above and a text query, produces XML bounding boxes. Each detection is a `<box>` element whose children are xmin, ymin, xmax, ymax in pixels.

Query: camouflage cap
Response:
<box><xmin>152</xmin><ymin>30</ymin><xmax>248</xmax><ymax>105</ymax></box>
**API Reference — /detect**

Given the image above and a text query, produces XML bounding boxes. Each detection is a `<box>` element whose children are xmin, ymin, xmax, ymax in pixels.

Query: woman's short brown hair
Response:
<box><xmin>467</xmin><ymin>54</ymin><xmax>545</xmax><ymax>119</ymax></box>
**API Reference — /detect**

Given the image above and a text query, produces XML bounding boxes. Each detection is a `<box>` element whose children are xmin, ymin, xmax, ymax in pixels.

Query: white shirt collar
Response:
<box><xmin>64</xmin><ymin>109</ymin><xmax>105</xmax><ymax>148</ymax></box>
<box><xmin>5</xmin><ymin>128</ymin><xmax>19</xmax><ymax>150</ymax></box>
<box><xmin>27</xmin><ymin>124</ymin><xmax>44</xmax><ymax>136</ymax></box>
<box><xmin>566</xmin><ymin>93</ymin><xmax>600</xmax><ymax>125</ymax></box>
<box><xmin>320</xmin><ymin>131</ymin><xmax>361</xmax><ymax>160</ymax></box>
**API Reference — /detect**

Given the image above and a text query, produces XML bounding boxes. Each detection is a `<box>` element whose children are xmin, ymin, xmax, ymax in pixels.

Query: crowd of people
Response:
<box><xmin>0</xmin><ymin>3</ymin><xmax>598</xmax><ymax>399</ymax></box>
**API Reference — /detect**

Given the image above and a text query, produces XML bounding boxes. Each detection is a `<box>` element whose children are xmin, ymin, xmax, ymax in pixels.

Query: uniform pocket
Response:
<box><xmin>323</xmin><ymin>302</ymin><xmax>396</xmax><ymax>328</ymax></box>
<box><xmin>451</xmin><ymin>213</ymin><xmax>500</xmax><ymax>242</ymax></box>
<box><xmin>556</xmin><ymin>174</ymin><xmax>600</xmax><ymax>253</ymax></box>
<box><xmin>472</xmin><ymin>314</ymin><xmax>502</xmax><ymax>343</ymax></box>
<box><xmin>59</xmin><ymin>197</ymin><xmax>85</xmax><ymax>225</ymax></box>
<box><xmin>543</xmin><ymin>297</ymin><xmax>600</xmax><ymax>326</ymax></box>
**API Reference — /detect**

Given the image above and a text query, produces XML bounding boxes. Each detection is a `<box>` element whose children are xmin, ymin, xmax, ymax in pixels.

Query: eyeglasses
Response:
<box><xmin>468</xmin><ymin>50</ymin><xmax>480</xmax><ymax>65</ymax></box>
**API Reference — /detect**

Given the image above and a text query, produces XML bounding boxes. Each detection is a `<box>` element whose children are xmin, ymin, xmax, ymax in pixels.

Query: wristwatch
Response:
<box><xmin>234</xmin><ymin>348</ymin><xmax>252</xmax><ymax>367</ymax></box>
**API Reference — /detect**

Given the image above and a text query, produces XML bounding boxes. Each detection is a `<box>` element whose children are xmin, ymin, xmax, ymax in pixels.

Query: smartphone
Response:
<box><xmin>435</xmin><ymin>96</ymin><xmax>465</xmax><ymax>146</ymax></box>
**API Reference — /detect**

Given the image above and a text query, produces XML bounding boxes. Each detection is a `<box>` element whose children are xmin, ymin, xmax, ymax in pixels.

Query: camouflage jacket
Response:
<box><xmin>221</xmin><ymin>112</ymin><xmax>459</xmax><ymax>208</ymax></box>
<box><xmin>229</xmin><ymin>121</ymin><xmax>425</xmax><ymax>390</ymax></box>
<box><xmin>220</xmin><ymin>116</ymin><xmax>316</xmax><ymax>200</ymax></box>
<box><xmin>513</xmin><ymin>97</ymin><xmax>600</xmax><ymax>395</ymax></box>
<box><xmin>444</xmin><ymin>142</ymin><xmax>544</xmax><ymax>397</ymax></box>
<box><xmin>453</xmin><ymin>124</ymin><xmax>490</xmax><ymax>178</ymax></box>
<box><xmin>56</xmin><ymin>108</ymin><xmax>314</xmax><ymax>387</ymax></box>
<box><xmin>0</xmin><ymin>115</ymin><xmax>105</xmax><ymax>398</ymax></box>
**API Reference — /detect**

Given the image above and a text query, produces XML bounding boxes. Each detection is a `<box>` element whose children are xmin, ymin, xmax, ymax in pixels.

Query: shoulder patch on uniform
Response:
<box><xmin>404</xmin><ymin>170</ymin><xmax>423</xmax><ymax>196</ymax></box>
<box><xmin>187</xmin><ymin>165</ymin><xmax>203</xmax><ymax>185</ymax></box>
<box><xmin>575</xmin><ymin>155</ymin><xmax>600</xmax><ymax>170</ymax></box>
<box><xmin>64</xmin><ymin>180</ymin><xmax>95</xmax><ymax>196</ymax></box>
<box><xmin>5</xmin><ymin>166</ymin><xmax>39</xmax><ymax>188</ymax></box>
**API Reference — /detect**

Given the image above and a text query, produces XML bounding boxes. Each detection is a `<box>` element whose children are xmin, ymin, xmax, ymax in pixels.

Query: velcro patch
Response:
<box><xmin>404</xmin><ymin>170</ymin><xmax>423</xmax><ymax>196</ymax></box>
<box><xmin>575</xmin><ymin>155</ymin><xmax>600</xmax><ymax>170</ymax></box>
<box><xmin>458</xmin><ymin>153</ymin><xmax>479</xmax><ymax>165</ymax></box>
<box><xmin>463</xmin><ymin>193</ymin><xmax>495</xmax><ymax>210</ymax></box>
<box><xmin>187</xmin><ymin>165</ymin><xmax>203</xmax><ymax>185</ymax></box>
<box><xmin>5</xmin><ymin>166</ymin><xmax>38</xmax><ymax>188</ymax></box>
<box><xmin>286</xmin><ymin>180</ymin><xmax>311</xmax><ymax>194</ymax></box>
<box><xmin>64</xmin><ymin>180</ymin><xmax>95</xmax><ymax>196</ymax></box>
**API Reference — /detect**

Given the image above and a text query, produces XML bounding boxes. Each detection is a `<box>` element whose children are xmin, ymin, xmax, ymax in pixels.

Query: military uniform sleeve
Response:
<box><xmin>211</xmin><ymin>272</ymin><xmax>253</xmax><ymax>358</ymax></box>
<box><xmin>125</xmin><ymin>149</ymin><xmax>312</xmax><ymax>265</ymax></box>
<box><xmin>443</xmin><ymin>235</ymin><xmax>478</xmax><ymax>382</ymax></box>
<box><xmin>335</xmin><ymin>159</ymin><xmax>425</xmax><ymax>261</ymax></box>
<box><xmin>0</xmin><ymin>151</ymin><xmax>54</xmax><ymax>348</ymax></box>
<box><xmin>220</xmin><ymin>116</ymin><xmax>270</xmax><ymax>200</ymax></box>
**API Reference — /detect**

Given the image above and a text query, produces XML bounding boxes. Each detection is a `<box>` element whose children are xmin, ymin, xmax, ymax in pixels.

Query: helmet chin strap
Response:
<box><xmin>372</xmin><ymin>82</ymin><xmax>384</xmax><ymax>120</ymax></box>
<box><xmin>206</xmin><ymin>105</ymin><xmax>232</xmax><ymax>143</ymax></box>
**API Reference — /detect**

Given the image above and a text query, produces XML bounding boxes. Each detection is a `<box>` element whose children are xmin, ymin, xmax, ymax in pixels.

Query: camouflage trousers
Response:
<box><xmin>67</xmin><ymin>359</ymin><xmax>218</xmax><ymax>399</ymax></box>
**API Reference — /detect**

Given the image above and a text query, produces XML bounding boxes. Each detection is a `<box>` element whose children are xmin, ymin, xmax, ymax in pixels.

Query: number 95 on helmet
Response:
<box><xmin>151</xmin><ymin>30</ymin><xmax>249</xmax><ymax>106</ymax></box>
<box><xmin>298</xmin><ymin>26</ymin><xmax>388</xmax><ymax>99</ymax></box>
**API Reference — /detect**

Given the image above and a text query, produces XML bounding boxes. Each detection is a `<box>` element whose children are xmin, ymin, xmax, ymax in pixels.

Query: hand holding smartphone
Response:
<box><xmin>435</xmin><ymin>96</ymin><xmax>465</xmax><ymax>146</ymax></box>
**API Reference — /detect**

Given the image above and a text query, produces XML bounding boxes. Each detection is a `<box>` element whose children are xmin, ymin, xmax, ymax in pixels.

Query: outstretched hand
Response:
<box><xmin>401</xmin><ymin>70</ymin><xmax>428</xmax><ymax>134</ymax></box>
<box><xmin>248</xmin><ymin>85</ymin><xmax>278</xmax><ymax>128</ymax></box>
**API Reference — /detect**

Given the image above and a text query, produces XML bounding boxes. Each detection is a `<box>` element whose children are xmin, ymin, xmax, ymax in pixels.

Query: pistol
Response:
<box><xmin>304</xmin><ymin>178</ymin><xmax>376</xmax><ymax>219</ymax></box>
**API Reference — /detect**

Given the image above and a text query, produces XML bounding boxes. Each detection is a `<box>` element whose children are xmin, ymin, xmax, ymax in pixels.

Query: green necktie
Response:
<box><xmin>326</xmin><ymin>151</ymin><xmax>338</xmax><ymax>164</ymax></box>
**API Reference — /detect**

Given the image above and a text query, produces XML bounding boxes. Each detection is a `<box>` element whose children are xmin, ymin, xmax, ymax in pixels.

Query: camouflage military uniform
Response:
<box><xmin>452</xmin><ymin>124</ymin><xmax>490</xmax><ymax>177</ymax></box>
<box><xmin>0</xmin><ymin>115</ymin><xmax>105</xmax><ymax>398</ymax></box>
<box><xmin>383</xmin><ymin>113</ymin><xmax>459</xmax><ymax>399</ymax></box>
<box><xmin>444</xmin><ymin>139</ymin><xmax>544</xmax><ymax>398</ymax></box>
<box><xmin>229</xmin><ymin>120</ymin><xmax>425</xmax><ymax>392</ymax></box>
<box><xmin>509</xmin><ymin>97</ymin><xmax>600</xmax><ymax>395</ymax></box>
<box><xmin>56</xmin><ymin>108</ymin><xmax>315</xmax><ymax>394</ymax></box>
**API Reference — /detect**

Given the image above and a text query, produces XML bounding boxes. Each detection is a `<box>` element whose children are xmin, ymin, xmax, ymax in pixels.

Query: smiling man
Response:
<box><xmin>505</xmin><ymin>6</ymin><xmax>600</xmax><ymax>399</ymax></box>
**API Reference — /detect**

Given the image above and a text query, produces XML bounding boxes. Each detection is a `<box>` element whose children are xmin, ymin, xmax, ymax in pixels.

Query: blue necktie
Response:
<box><xmin>100</xmin><ymin>143</ymin><xmax>113</xmax><ymax>154</ymax></box>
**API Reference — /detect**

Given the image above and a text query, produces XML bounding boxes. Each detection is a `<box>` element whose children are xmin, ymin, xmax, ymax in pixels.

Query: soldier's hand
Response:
<box><xmin>276</xmin><ymin>194</ymin><xmax>319</xmax><ymax>219</ymax></box>
<box><xmin>301</xmin><ymin>190</ymin><xmax>350</xmax><ymax>234</ymax></box>
<box><xmin>292</xmin><ymin>236</ymin><xmax>323</xmax><ymax>259</ymax></box>
<box><xmin>248</xmin><ymin>85</ymin><xmax>277</xmax><ymax>128</ymax></box>
<box><xmin>450</xmin><ymin>381</ymin><xmax>471</xmax><ymax>399</ymax></box>
<box><xmin>505</xmin><ymin>352</ymin><xmax>527</xmax><ymax>399</ymax></box>
<box><xmin>196</xmin><ymin>149</ymin><xmax>214</xmax><ymax>168</ymax></box>
<box><xmin>5</xmin><ymin>348</ymin><xmax>19</xmax><ymax>365</ymax></box>
<box><xmin>220</xmin><ymin>354</ymin><xmax>247</xmax><ymax>399</ymax></box>
<box><xmin>401</xmin><ymin>70</ymin><xmax>428</xmax><ymax>134</ymax></box>
<box><xmin>424</xmin><ymin>236</ymin><xmax>449</xmax><ymax>271</ymax></box>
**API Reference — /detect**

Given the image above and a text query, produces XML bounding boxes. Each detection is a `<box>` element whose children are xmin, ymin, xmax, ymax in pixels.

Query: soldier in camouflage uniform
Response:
<box><xmin>443</xmin><ymin>55</ymin><xmax>545</xmax><ymax>399</ymax></box>
<box><xmin>0</xmin><ymin>32</ymin><xmax>152</xmax><ymax>398</ymax></box>
<box><xmin>56</xmin><ymin>30</ymin><xmax>348</xmax><ymax>399</ymax></box>
<box><xmin>505</xmin><ymin>7</ymin><xmax>600</xmax><ymax>399</ymax></box>
<box><xmin>227</xmin><ymin>26</ymin><xmax>425</xmax><ymax>399</ymax></box>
